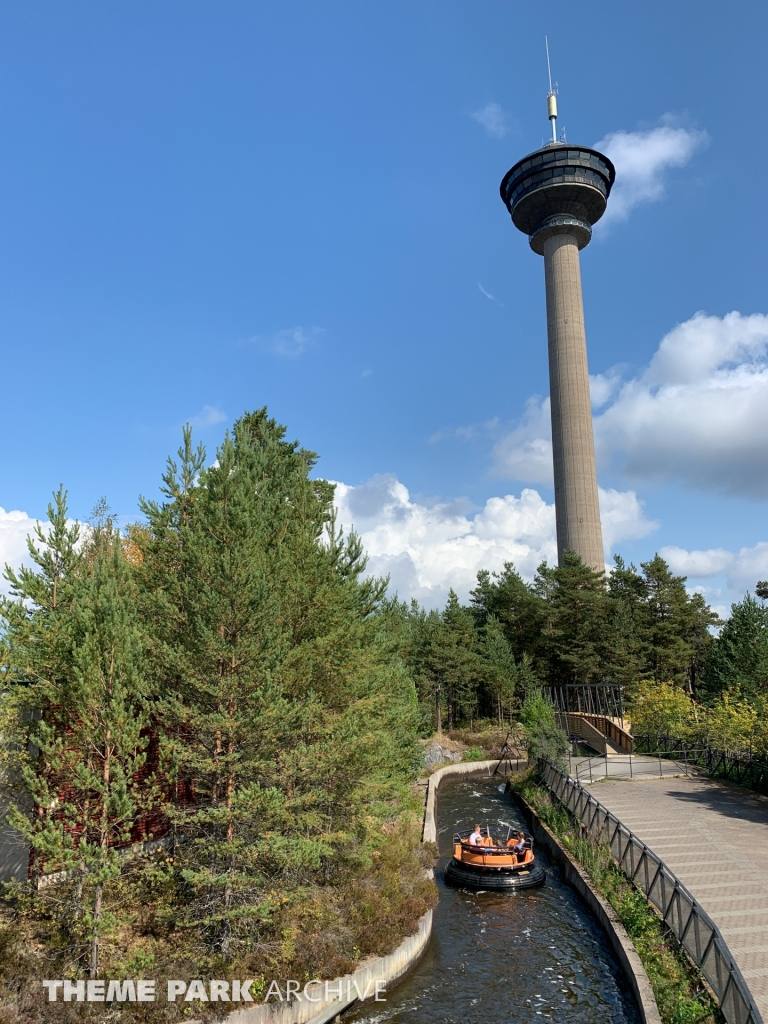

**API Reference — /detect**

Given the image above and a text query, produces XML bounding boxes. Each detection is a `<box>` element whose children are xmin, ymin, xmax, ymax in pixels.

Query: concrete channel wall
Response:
<box><xmin>217</xmin><ymin>910</ymin><xmax>434</xmax><ymax>1024</ymax></box>
<box><xmin>219</xmin><ymin>759</ymin><xmax>506</xmax><ymax>1024</ymax></box>
<box><xmin>512</xmin><ymin>791</ymin><xmax>662</xmax><ymax>1024</ymax></box>
<box><xmin>422</xmin><ymin>758</ymin><xmax>505</xmax><ymax>844</ymax></box>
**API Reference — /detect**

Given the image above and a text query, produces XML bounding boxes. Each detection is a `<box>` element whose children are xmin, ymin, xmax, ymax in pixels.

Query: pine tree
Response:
<box><xmin>134</xmin><ymin>409</ymin><xmax>419</xmax><ymax>960</ymax></box>
<box><xmin>534</xmin><ymin>552</ymin><xmax>609</xmax><ymax>688</ymax></box>
<box><xmin>479</xmin><ymin>616</ymin><xmax>517</xmax><ymax>725</ymax></box>
<box><xmin>428</xmin><ymin>591</ymin><xmax>479</xmax><ymax>729</ymax></box>
<box><xmin>700</xmin><ymin>593</ymin><xmax>768</xmax><ymax>702</ymax></box>
<box><xmin>639</xmin><ymin>555</ymin><xmax>718</xmax><ymax>691</ymax></box>
<box><xmin>2</xmin><ymin>494</ymin><xmax>155</xmax><ymax>976</ymax></box>
<box><xmin>605</xmin><ymin>555</ymin><xmax>647</xmax><ymax>689</ymax></box>
<box><xmin>378</xmin><ymin>597</ymin><xmax>440</xmax><ymax>734</ymax></box>
<box><xmin>470</xmin><ymin>563</ymin><xmax>545</xmax><ymax>668</ymax></box>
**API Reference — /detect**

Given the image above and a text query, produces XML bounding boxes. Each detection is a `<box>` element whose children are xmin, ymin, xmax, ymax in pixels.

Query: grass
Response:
<box><xmin>509</xmin><ymin>770</ymin><xmax>720</xmax><ymax>1024</ymax></box>
<box><xmin>446</xmin><ymin>721</ymin><xmax>525</xmax><ymax>758</ymax></box>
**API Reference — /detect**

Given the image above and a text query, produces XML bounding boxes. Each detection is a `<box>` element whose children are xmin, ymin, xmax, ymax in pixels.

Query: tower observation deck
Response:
<box><xmin>500</xmin><ymin>135</ymin><xmax>615</xmax><ymax>571</ymax></box>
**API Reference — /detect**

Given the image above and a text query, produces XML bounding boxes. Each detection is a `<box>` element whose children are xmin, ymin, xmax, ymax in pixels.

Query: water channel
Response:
<box><xmin>344</xmin><ymin>776</ymin><xmax>640</xmax><ymax>1024</ymax></box>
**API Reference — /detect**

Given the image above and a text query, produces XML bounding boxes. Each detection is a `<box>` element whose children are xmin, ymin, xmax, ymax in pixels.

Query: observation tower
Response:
<box><xmin>499</xmin><ymin>59</ymin><xmax>614</xmax><ymax>571</ymax></box>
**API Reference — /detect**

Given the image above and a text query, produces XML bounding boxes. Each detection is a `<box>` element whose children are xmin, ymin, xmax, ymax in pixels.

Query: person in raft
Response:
<box><xmin>468</xmin><ymin>825</ymin><xmax>483</xmax><ymax>845</ymax></box>
<box><xmin>513</xmin><ymin>832</ymin><xmax>525</xmax><ymax>853</ymax></box>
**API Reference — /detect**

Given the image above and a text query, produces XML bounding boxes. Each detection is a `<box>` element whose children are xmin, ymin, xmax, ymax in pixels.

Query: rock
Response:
<box><xmin>423</xmin><ymin>742</ymin><xmax>463</xmax><ymax>769</ymax></box>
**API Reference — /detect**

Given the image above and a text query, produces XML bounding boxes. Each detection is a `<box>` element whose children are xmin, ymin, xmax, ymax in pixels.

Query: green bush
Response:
<box><xmin>518</xmin><ymin>690</ymin><xmax>568</xmax><ymax>767</ymax></box>
<box><xmin>519</xmin><ymin>690</ymin><xmax>555</xmax><ymax>730</ymax></box>
<box><xmin>462</xmin><ymin>746</ymin><xmax>485</xmax><ymax>761</ymax></box>
<box><xmin>525</xmin><ymin>720</ymin><xmax>568</xmax><ymax>767</ymax></box>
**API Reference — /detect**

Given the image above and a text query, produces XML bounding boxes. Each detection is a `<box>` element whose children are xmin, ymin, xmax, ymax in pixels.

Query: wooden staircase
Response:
<box><xmin>557</xmin><ymin>712</ymin><xmax>634</xmax><ymax>756</ymax></box>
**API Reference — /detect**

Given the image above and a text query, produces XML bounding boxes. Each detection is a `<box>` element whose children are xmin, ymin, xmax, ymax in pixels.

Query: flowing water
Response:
<box><xmin>343</xmin><ymin>776</ymin><xmax>640</xmax><ymax>1024</ymax></box>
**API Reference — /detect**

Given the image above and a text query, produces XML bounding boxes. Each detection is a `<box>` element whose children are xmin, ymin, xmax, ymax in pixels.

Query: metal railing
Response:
<box><xmin>570</xmin><ymin>747</ymin><xmax>702</xmax><ymax>784</ymax></box>
<box><xmin>549</xmin><ymin>682</ymin><xmax>625</xmax><ymax>721</ymax></box>
<box><xmin>541</xmin><ymin>760</ymin><xmax>763</xmax><ymax>1024</ymax></box>
<box><xmin>634</xmin><ymin>736</ymin><xmax>768</xmax><ymax>797</ymax></box>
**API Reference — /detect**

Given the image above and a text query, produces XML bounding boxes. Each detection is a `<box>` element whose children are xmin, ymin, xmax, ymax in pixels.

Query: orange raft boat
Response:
<box><xmin>444</xmin><ymin>827</ymin><xmax>546</xmax><ymax>891</ymax></box>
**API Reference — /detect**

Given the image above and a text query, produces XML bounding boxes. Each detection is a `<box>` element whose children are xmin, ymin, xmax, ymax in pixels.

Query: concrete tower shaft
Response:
<box><xmin>500</xmin><ymin>143</ymin><xmax>615</xmax><ymax>572</ymax></box>
<box><xmin>543</xmin><ymin>231</ymin><xmax>604</xmax><ymax>569</ymax></box>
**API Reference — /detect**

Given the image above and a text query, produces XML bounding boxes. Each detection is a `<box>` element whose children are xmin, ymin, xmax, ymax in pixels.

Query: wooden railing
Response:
<box><xmin>557</xmin><ymin>712</ymin><xmax>634</xmax><ymax>754</ymax></box>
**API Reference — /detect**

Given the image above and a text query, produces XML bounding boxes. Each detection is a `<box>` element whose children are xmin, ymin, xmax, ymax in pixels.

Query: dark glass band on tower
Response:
<box><xmin>500</xmin><ymin>145</ymin><xmax>615</xmax><ymax>252</ymax></box>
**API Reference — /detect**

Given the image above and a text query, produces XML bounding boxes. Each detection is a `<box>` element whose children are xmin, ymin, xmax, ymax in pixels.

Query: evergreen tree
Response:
<box><xmin>378</xmin><ymin>598</ymin><xmax>442</xmax><ymax>734</ymax></box>
<box><xmin>134</xmin><ymin>409</ymin><xmax>419</xmax><ymax>960</ymax></box>
<box><xmin>384</xmin><ymin>551</ymin><xmax>722</xmax><ymax>730</ymax></box>
<box><xmin>470</xmin><ymin>563</ymin><xmax>545</xmax><ymax>668</ymax></box>
<box><xmin>604</xmin><ymin>555</ymin><xmax>647</xmax><ymax>690</ymax></box>
<box><xmin>479</xmin><ymin>615</ymin><xmax>517</xmax><ymax>725</ymax></box>
<box><xmin>2</xmin><ymin>494</ymin><xmax>154</xmax><ymax>976</ymax></box>
<box><xmin>639</xmin><ymin>555</ymin><xmax>718</xmax><ymax>691</ymax></box>
<box><xmin>535</xmin><ymin>552</ymin><xmax>609</xmax><ymax>688</ymax></box>
<box><xmin>700</xmin><ymin>593</ymin><xmax>768</xmax><ymax>702</ymax></box>
<box><xmin>430</xmin><ymin>591</ymin><xmax>479</xmax><ymax>729</ymax></box>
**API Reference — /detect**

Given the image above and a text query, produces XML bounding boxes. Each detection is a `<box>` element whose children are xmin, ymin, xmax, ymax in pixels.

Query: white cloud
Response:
<box><xmin>595</xmin><ymin>122</ymin><xmax>708</xmax><ymax>228</ymax></box>
<box><xmin>491</xmin><ymin>396</ymin><xmax>552</xmax><ymax>483</ymax></box>
<box><xmin>589</xmin><ymin>367</ymin><xmax>624</xmax><ymax>408</ymax></box>
<box><xmin>478</xmin><ymin>282</ymin><xmax>503</xmax><ymax>306</ymax></box>
<box><xmin>600</xmin><ymin>488</ymin><xmax>659</xmax><ymax>550</ymax></box>
<box><xmin>454</xmin><ymin>417</ymin><xmax>499</xmax><ymax>441</ymax></box>
<box><xmin>596</xmin><ymin>311</ymin><xmax>768</xmax><ymax>496</ymax></box>
<box><xmin>334</xmin><ymin>474</ymin><xmax>656</xmax><ymax>607</ymax></box>
<box><xmin>660</xmin><ymin>542</ymin><xmax>768</xmax><ymax>606</ymax></box>
<box><xmin>493</xmin><ymin>311</ymin><xmax>768</xmax><ymax>499</ymax></box>
<box><xmin>188</xmin><ymin>405</ymin><xmax>227</xmax><ymax>429</ymax></box>
<box><xmin>471</xmin><ymin>102</ymin><xmax>508</xmax><ymax>139</ymax></box>
<box><xmin>246</xmin><ymin>326</ymin><xmax>324</xmax><ymax>358</ymax></box>
<box><xmin>430</xmin><ymin>417</ymin><xmax>499</xmax><ymax>445</ymax></box>
<box><xmin>0</xmin><ymin>507</ymin><xmax>41</xmax><ymax>594</ymax></box>
<box><xmin>643</xmin><ymin>310</ymin><xmax>768</xmax><ymax>385</ymax></box>
<box><xmin>0</xmin><ymin>477</ymin><xmax>656</xmax><ymax>613</ymax></box>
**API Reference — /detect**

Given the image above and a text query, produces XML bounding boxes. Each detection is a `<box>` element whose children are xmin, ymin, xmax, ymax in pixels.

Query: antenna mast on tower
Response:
<box><xmin>545</xmin><ymin>36</ymin><xmax>558</xmax><ymax>143</ymax></box>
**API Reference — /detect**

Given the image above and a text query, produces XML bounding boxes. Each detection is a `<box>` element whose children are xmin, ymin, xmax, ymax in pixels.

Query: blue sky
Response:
<box><xmin>1</xmin><ymin>1</ymin><xmax>767</xmax><ymax>612</ymax></box>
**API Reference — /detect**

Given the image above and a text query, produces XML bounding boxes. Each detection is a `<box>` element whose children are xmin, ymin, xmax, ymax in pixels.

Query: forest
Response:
<box><xmin>1</xmin><ymin>407</ymin><xmax>767</xmax><ymax>1019</ymax></box>
<box><xmin>387</xmin><ymin>550</ymin><xmax>768</xmax><ymax>755</ymax></box>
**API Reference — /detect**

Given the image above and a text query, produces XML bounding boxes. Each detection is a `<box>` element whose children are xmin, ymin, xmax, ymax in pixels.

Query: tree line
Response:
<box><xmin>381</xmin><ymin>553</ymin><xmax>716</xmax><ymax>728</ymax></box>
<box><xmin>381</xmin><ymin>552</ymin><xmax>768</xmax><ymax>753</ymax></box>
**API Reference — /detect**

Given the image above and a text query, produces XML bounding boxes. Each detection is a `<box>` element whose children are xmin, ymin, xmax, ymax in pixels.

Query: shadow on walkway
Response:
<box><xmin>658</xmin><ymin>778</ymin><xmax>768</xmax><ymax>827</ymax></box>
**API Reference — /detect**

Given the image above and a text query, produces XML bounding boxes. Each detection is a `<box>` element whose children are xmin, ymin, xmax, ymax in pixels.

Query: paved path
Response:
<box><xmin>591</xmin><ymin>774</ymin><xmax>768</xmax><ymax>1020</ymax></box>
<box><xmin>569</xmin><ymin>754</ymin><xmax>698</xmax><ymax>783</ymax></box>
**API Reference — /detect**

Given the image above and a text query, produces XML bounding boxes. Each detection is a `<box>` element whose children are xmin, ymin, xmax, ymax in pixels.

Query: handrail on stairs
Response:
<box><xmin>557</xmin><ymin>711</ymin><xmax>634</xmax><ymax>755</ymax></box>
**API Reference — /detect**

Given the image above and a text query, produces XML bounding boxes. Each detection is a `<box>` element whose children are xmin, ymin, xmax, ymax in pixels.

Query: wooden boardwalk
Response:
<box><xmin>592</xmin><ymin>774</ymin><xmax>768</xmax><ymax>1021</ymax></box>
